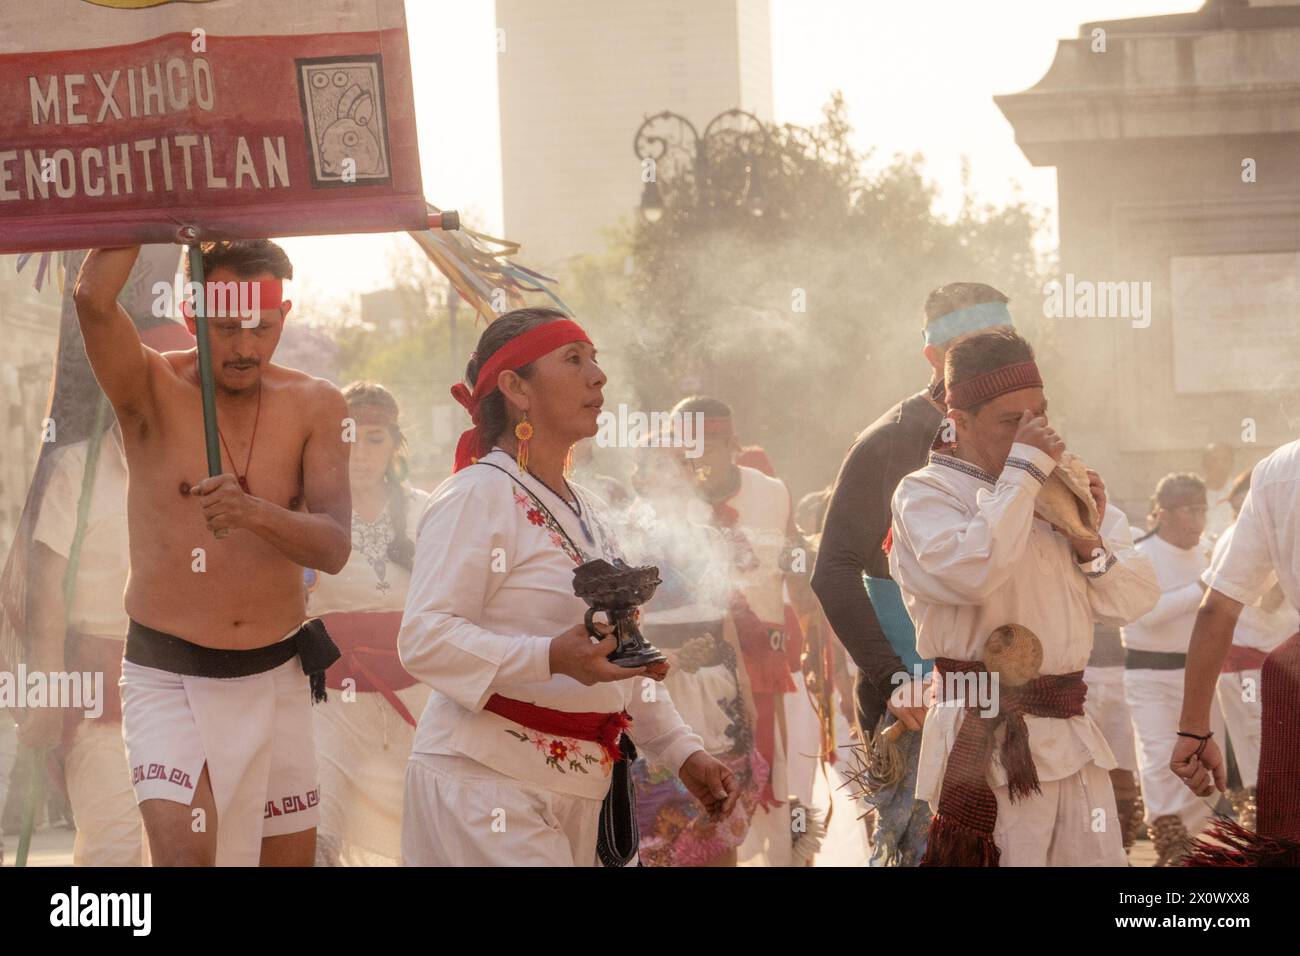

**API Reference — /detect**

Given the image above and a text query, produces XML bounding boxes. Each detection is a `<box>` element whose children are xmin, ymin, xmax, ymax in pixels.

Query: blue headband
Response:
<box><xmin>922</xmin><ymin>301</ymin><xmax>1013</xmax><ymax>347</ymax></box>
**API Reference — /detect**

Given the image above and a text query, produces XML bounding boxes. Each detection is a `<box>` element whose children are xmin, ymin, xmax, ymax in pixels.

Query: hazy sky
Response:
<box><xmin>282</xmin><ymin>0</ymin><xmax>1201</xmax><ymax>316</ymax></box>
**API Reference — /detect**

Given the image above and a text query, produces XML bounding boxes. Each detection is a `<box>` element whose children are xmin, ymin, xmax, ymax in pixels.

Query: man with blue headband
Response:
<box><xmin>811</xmin><ymin>282</ymin><xmax>1014</xmax><ymax>866</ymax></box>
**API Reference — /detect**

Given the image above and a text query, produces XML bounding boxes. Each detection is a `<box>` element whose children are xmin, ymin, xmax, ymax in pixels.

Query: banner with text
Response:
<box><xmin>0</xmin><ymin>0</ymin><xmax>426</xmax><ymax>253</ymax></box>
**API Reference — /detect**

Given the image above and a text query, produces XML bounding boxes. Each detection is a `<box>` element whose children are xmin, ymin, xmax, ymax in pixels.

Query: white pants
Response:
<box><xmin>1124</xmin><ymin>667</ymin><xmax>1220</xmax><ymax>830</ymax></box>
<box><xmin>1083</xmin><ymin>665</ymin><xmax>1138</xmax><ymax>773</ymax></box>
<box><xmin>121</xmin><ymin>654</ymin><xmax>319</xmax><ymax>867</ymax></box>
<box><xmin>992</xmin><ymin>762</ymin><xmax>1128</xmax><ymax>866</ymax></box>
<box><xmin>1217</xmin><ymin>670</ymin><xmax>1263</xmax><ymax>788</ymax></box>
<box><xmin>64</xmin><ymin>722</ymin><xmax>143</xmax><ymax>867</ymax></box>
<box><xmin>401</xmin><ymin>753</ymin><xmax>604</xmax><ymax>866</ymax></box>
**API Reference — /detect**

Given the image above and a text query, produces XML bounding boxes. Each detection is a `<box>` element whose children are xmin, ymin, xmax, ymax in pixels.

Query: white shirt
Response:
<box><xmin>1120</xmin><ymin>535</ymin><xmax>1208</xmax><ymax>654</ymax></box>
<box><xmin>1204</xmin><ymin>439</ymin><xmax>1300</xmax><ymax>625</ymax></box>
<box><xmin>399</xmin><ymin>449</ymin><xmax>704</xmax><ymax>799</ymax></box>
<box><xmin>32</xmin><ymin>429</ymin><xmax>129</xmax><ymax>640</ymax></box>
<box><xmin>1208</xmin><ymin>527</ymin><xmax>1297</xmax><ymax>652</ymax></box>
<box><xmin>888</xmin><ymin>442</ymin><xmax>1160</xmax><ymax>802</ymax></box>
<box><xmin>1203</xmin><ymin>478</ymin><xmax>1236</xmax><ymax>542</ymax></box>
<box><xmin>687</xmin><ymin>465</ymin><xmax>790</xmax><ymax>624</ymax></box>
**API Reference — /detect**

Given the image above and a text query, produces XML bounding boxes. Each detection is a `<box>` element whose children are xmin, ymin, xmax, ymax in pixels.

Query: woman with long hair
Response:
<box><xmin>309</xmin><ymin>382</ymin><xmax>430</xmax><ymax>866</ymax></box>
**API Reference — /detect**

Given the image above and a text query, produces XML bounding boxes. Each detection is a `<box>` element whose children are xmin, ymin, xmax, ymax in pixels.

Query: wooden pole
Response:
<box><xmin>187</xmin><ymin>244</ymin><xmax>223</xmax><ymax>480</ymax></box>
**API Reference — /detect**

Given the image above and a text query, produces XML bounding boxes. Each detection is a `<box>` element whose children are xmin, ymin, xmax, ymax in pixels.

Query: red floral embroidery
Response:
<box><xmin>504</xmin><ymin>728</ymin><xmax>606</xmax><ymax>775</ymax></box>
<box><xmin>511</xmin><ymin>489</ymin><xmax>584</xmax><ymax>565</ymax></box>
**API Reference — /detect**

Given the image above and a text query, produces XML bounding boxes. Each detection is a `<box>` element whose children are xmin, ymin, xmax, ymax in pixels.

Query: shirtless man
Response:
<box><xmin>73</xmin><ymin>241</ymin><xmax>351</xmax><ymax>866</ymax></box>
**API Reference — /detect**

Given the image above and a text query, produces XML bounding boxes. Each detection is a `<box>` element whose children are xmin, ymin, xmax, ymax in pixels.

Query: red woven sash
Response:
<box><xmin>320</xmin><ymin>611</ymin><xmax>418</xmax><ymax>726</ymax></box>
<box><xmin>484</xmin><ymin>694</ymin><xmax>631</xmax><ymax>764</ymax></box>
<box><xmin>1258</xmin><ymin>632</ymin><xmax>1300</xmax><ymax>842</ymax></box>
<box><xmin>922</xmin><ymin>658</ymin><xmax>1087</xmax><ymax>867</ymax></box>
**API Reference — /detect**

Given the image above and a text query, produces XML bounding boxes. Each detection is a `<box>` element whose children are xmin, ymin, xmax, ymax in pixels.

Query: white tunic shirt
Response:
<box><xmin>1204</xmin><ymin>439</ymin><xmax>1300</xmax><ymax>621</ymax></box>
<box><xmin>686</xmin><ymin>464</ymin><xmax>790</xmax><ymax>624</ymax></box>
<box><xmin>1203</xmin><ymin>478</ymin><xmax>1236</xmax><ymax>542</ymax></box>
<box><xmin>888</xmin><ymin>442</ymin><xmax>1160</xmax><ymax>803</ymax></box>
<box><xmin>1208</xmin><ymin>529</ymin><xmax>1298</xmax><ymax>651</ymax></box>
<box><xmin>399</xmin><ymin>449</ymin><xmax>704</xmax><ymax>800</ymax></box>
<box><xmin>1120</xmin><ymin>535</ymin><xmax>1208</xmax><ymax>654</ymax></box>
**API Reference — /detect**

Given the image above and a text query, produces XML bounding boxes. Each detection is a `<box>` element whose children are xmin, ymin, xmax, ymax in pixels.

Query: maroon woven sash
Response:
<box><xmin>1258</xmin><ymin>632</ymin><xmax>1300</xmax><ymax>842</ymax></box>
<box><xmin>922</xmin><ymin>658</ymin><xmax>1087</xmax><ymax>867</ymax></box>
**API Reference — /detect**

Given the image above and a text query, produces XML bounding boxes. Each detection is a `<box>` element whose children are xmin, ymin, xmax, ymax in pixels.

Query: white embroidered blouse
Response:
<box><xmin>399</xmin><ymin>448</ymin><xmax>705</xmax><ymax>799</ymax></box>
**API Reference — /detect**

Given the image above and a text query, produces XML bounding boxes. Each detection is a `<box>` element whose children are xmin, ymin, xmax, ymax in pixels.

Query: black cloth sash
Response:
<box><xmin>596</xmin><ymin>734</ymin><xmax>641</xmax><ymax>868</ymax></box>
<box><xmin>125</xmin><ymin>618</ymin><xmax>341</xmax><ymax>703</ymax></box>
<box><xmin>1124</xmin><ymin>648</ymin><xmax>1187</xmax><ymax>671</ymax></box>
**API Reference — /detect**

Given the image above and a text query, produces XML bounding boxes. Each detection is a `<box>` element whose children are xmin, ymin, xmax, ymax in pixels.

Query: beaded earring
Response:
<box><xmin>515</xmin><ymin>414</ymin><xmax>534</xmax><ymax>475</ymax></box>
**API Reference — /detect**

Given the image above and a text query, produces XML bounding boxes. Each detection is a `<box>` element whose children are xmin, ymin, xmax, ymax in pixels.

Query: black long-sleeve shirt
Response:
<box><xmin>810</xmin><ymin>385</ymin><xmax>943</xmax><ymax>732</ymax></box>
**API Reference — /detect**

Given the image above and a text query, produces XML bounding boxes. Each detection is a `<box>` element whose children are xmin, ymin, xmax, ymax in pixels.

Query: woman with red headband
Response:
<box><xmin>398</xmin><ymin>308</ymin><xmax>739</xmax><ymax>866</ymax></box>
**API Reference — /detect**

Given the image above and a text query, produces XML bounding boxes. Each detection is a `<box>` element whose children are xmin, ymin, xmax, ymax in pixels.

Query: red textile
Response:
<box><xmin>320</xmin><ymin>610</ymin><xmax>418</xmax><ymax>727</ymax></box>
<box><xmin>783</xmin><ymin>603</ymin><xmax>805</xmax><ymax>673</ymax></box>
<box><xmin>728</xmin><ymin>593</ymin><xmax>791</xmax><ymax>809</ymax></box>
<box><xmin>737</xmin><ymin>447</ymin><xmax>775</xmax><ymax>477</ymax></box>
<box><xmin>921</xmin><ymin>658</ymin><xmax>1087</xmax><ymax>867</ymax></box>
<box><xmin>483</xmin><ymin>694</ymin><xmax>631</xmax><ymax>764</ymax></box>
<box><xmin>180</xmin><ymin>279</ymin><xmax>285</xmax><ymax>319</ymax></box>
<box><xmin>1257</xmin><ymin>631</ymin><xmax>1300</xmax><ymax>843</ymax></box>
<box><xmin>449</xmin><ymin>319</ymin><xmax>591</xmax><ymax>472</ymax></box>
<box><xmin>1221</xmin><ymin>644</ymin><xmax>1270</xmax><ymax>674</ymax></box>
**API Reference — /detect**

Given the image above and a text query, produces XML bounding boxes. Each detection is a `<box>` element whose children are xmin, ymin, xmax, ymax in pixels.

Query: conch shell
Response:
<box><xmin>1034</xmin><ymin>451</ymin><xmax>1099</xmax><ymax>538</ymax></box>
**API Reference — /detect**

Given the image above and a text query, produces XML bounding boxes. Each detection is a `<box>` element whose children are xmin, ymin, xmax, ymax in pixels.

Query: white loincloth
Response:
<box><xmin>314</xmin><ymin>683</ymin><xmax>429</xmax><ymax>866</ymax></box>
<box><xmin>64</xmin><ymin>721</ymin><xmax>144</xmax><ymax>866</ymax></box>
<box><xmin>991</xmin><ymin>761</ymin><xmax>1128</xmax><ymax>866</ymax></box>
<box><xmin>1216</xmin><ymin>670</ymin><xmax>1263</xmax><ymax>788</ymax></box>
<box><xmin>401</xmin><ymin>752</ymin><xmax>604</xmax><ymax>866</ymax></box>
<box><xmin>120</xmin><ymin>649</ymin><xmax>319</xmax><ymax>867</ymax></box>
<box><xmin>1083</xmin><ymin>665</ymin><xmax>1138</xmax><ymax>773</ymax></box>
<box><xmin>1124</xmin><ymin>667</ymin><xmax>1221</xmax><ymax>830</ymax></box>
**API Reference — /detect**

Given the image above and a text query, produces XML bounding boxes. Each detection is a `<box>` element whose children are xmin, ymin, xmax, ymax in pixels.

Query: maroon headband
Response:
<box><xmin>946</xmin><ymin>360</ymin><xmax>1043</xmax><ymax>411</ymax></box>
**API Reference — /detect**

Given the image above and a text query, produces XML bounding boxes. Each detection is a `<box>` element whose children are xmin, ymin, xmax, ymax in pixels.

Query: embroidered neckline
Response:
<box><xmin>929</xmin><ymin>452</ymin><xmax>997</xmax><ymax>485</ymax></box>
<box><xmin>352</xmin><ymin>507</ymin><xmax>395</xmax><ymax>593</ymax></box>
<box><xmin>475</xmin><ymin>454</ymin><xmax>617</xmax><ymax>566</ymax></box>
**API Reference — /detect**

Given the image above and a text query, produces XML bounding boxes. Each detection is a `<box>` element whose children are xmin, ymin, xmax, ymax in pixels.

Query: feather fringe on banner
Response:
<box><xmin>409</xmin><ymin>202</ymin><xmax>571</xmax><ymax>323</ymax></box>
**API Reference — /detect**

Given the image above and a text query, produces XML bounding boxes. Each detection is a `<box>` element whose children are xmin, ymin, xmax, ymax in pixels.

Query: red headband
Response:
<box><xmin>945</xmin><ymin>360</ymin><xmax>1043</xmax><ymax>411</ymax></box>
<box><xmin>450</xmin><ymin>318</ymin><xmax>592</xmax><ymax>472</ymax></box>
<box><xmin>180</xmin><ymin>279</ymin><xmax>287</xmax><ymax>320</ymax></box>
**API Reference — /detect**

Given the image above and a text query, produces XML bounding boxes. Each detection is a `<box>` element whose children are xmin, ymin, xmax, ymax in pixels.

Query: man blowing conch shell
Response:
<box><xmin>886</xmin><ymin>327</ymin><xmax>1160</xmax><ymax>866</ymax></box>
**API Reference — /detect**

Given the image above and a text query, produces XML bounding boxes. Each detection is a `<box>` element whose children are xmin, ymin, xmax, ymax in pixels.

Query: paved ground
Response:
<box><xmin>1</xmin><ymin>824</ymin><xmax>75</xmax><ymax>867</ymax></box>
